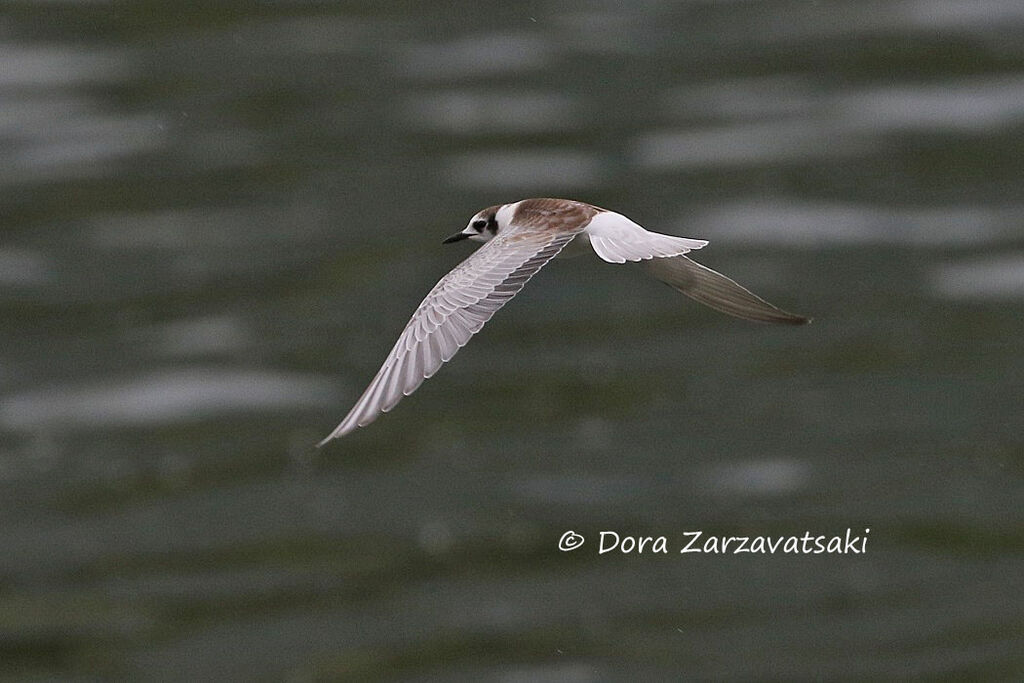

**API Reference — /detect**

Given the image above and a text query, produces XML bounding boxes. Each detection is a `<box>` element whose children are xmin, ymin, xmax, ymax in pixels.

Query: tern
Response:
<box><xmin>320</xmin><ymin>198</ymin><xmax>808</xmax><ymax>445</ymax></box>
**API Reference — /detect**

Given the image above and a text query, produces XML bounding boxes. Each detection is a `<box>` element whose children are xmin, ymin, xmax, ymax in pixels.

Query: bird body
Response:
<box><xmin>320</xmin><ymin>198</ymin><xmax>807</xmax><ymax>445</ymax></box>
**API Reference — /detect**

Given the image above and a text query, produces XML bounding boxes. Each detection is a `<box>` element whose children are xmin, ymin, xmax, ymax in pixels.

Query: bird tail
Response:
<box><xmin>642</xmin><ymin>255</ymin><xmax>810</xmax><ymax>325</ymax></box>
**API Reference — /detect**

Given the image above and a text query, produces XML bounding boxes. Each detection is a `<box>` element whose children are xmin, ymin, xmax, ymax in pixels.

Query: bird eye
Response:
<box><xmin>472</xmin><ymin>219</ymin><xmax>487</xmax><ymax>230</ymax></box>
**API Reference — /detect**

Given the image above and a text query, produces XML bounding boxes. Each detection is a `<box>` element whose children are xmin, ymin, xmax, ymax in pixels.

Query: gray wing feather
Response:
<box><xmin>319</xmin><ymin>230</ymin><xmax>577</xmax><ymax>445</ymax></box>
<box><xmin>642</xmin><ymin>255</ymin><xmax>809</xmax><ymax>325</ymax></box>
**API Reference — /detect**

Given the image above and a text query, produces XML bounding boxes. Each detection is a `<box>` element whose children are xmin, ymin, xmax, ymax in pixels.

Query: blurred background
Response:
<box><xmin>1</xmin><ymin>1</ymin><xmax>1022</xmax><ymax>680</ymax></box>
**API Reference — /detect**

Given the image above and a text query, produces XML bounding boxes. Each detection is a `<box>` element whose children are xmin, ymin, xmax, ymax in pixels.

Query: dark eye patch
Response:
<box><xmin>472</xmin><ymin>219</ymin><xmax>487</xmax><ymax>230</ymax></box>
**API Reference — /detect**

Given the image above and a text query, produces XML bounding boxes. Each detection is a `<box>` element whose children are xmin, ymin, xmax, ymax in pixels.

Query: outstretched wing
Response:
<box><xmin>584</xmin><ymin>211</ymin><xmax>708</xmax><ymax>263</ymax></box>
<box><xmin>643</xmin><ymin>255</ymin><xmax>810</xmax><ymax>325</ymax></box>
<box><xmin>319</xmin><ymin>228</ymin><xmax>578</xmax><ymax>445</ymax></box>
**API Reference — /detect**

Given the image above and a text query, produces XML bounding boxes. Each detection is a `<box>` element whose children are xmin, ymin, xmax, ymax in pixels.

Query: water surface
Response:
<box><xmin>1</xmin><ymin>1</ymin><xmax>1022</xmax><ymax>680</ymax></box>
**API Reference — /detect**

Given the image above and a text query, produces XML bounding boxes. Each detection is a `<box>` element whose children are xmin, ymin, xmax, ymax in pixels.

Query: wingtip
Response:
<box><xmin>316</xmin><ymin>424</ymin><xmax>350</xmax><ymax>447</ymax></box>
<box><xmin>318</xmin><ymin>412</ymin><xmax>372</xmax><ymax>446</ymax></box>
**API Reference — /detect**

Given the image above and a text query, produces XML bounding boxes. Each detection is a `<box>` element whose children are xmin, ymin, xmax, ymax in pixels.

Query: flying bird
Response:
<box><xmin>320</xmin><ymin>198</ymin><xmax>808</xmax><ymax>445</ymax></box>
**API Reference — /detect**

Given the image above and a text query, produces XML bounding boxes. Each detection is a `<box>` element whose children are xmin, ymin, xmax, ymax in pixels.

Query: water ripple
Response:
<box><xmin>0</xmin><ymin>248</ymin><xmax>51</xmax><ymax>287</ymax></box>
<box><xmin>0</xmin><ymin>44</ymin><xmax>128</xmax><ymax>87</ymax></box>
<box><xmin>447</xmin><ymin>149</ymin><xmax>605</xmax><ymax>190</ymax></box>
<box><xmin>929</xmin><ymin>254</ymin><xmax>1024</xmax><ymax>300</ymax></box>
<box><xmin>398</xmin><ymin>33</ymin><xmax>551</xmax><ymax>80</ymax></box>
<box><xmin>633</xmin><ymin>119</ymin><xmax>871</xmax><ymax>170</ymax></box>
<box><xmin>683</xmin><ymin>200</ymin><xmax>1023</xmax><ymax>246</ymax></box>
<box><xmin>404</xmin><ymin>90</ymin><xmax>581</xmax><ymax>134</ymax></box>
<box><xmin>0</xmin><ymin>369</ymin><xmax>337</xmax><ymax>431</ymax></box>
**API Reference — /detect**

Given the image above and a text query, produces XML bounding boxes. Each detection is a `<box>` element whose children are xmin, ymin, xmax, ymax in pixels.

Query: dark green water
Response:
<box><xmin>1</xmin><ymin>2</ymin><xmax>1022</xmax><ymax>680</ymax></box>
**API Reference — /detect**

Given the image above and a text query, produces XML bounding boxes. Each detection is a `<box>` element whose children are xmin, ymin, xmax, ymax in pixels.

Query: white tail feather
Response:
<box><xmin>584</xmin><ymin>211</ymin><xmax>707</xmax><ymax>264</ymax></box>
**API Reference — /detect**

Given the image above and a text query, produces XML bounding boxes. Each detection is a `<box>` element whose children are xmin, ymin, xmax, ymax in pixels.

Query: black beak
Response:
<box><xmin>443</xmin><ymin>231</ymin><xmax>470</xmax><ymax>244</ymax></box>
